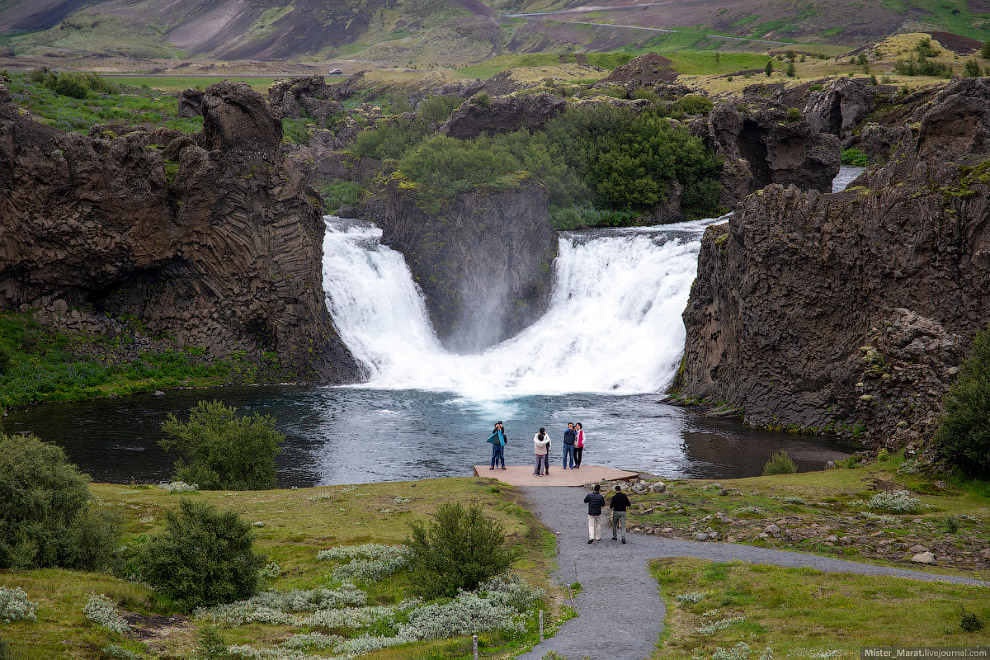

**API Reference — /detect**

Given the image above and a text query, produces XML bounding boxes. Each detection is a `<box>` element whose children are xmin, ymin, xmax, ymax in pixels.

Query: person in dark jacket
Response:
<box><xmin>563</xmin><ymin>422</ymin><xmax>577</xmax><ymax>469</ymax></box>
<box><xmin>488</xmin><ymin>421</ymin><xmax>507</xmax><ymax>470</ymax></box>
<box><xmin>583</xmin><ymin>484</ymin><xmax>605</xmax><ymax>543</ymax></box>
<box><xmin>610</xmin><ymin>486</ymin><xmax>631</xmax><ymax>544</ymax></box>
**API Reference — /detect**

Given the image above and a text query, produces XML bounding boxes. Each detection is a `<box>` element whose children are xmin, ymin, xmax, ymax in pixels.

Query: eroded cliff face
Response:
<box><xmin>0</xmin><ymin>81</ymin><xmax>360</xmax><ymax>382</ymax></box>
<box><xmin>680</xmin><ymin>78</ymin><xmax>990</xmax><ymax>451</ymax></box>
<box><xmin>360</xmin><ymin>178</ymin><xmax>556</xmax><ymax>353</ymax></box>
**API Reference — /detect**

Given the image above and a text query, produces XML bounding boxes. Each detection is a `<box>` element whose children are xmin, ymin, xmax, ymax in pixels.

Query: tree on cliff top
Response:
<box><xmin>160</xmin><ymin>400</ymin><xmax>284</xmax><ymax>490</ymax></box>
<box><xmin>936</xmin><ymin>327</ymin><xmax>990</xmax><ymax>477</ymax></box>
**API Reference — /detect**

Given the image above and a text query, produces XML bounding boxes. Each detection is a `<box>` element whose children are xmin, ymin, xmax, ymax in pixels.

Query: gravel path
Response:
<box><xmin>515</xmin><ymin>486</ymin><xmax>986</xmax><ymax>660</ymax></box>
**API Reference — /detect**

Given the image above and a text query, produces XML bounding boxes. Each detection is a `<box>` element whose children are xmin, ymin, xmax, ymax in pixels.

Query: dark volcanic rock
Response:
<box><xmin>679</xmin><ymin>78</ymin><xmax>990</xmax><ymax>446</ymax></box>
<box><xmin>707</xmin><ymin>98</ymin><xmax>840</xmax><ymax>206</ymax></box>
<box><xmin>360</xmin><ymin>179</ymin><xmax>556</xmax><ymax>353</ymax></box>
<box><xmin>440</xmin><ymin>93</ymin><xmax>567</xmax><ymax>139</ymax></box>
<box><xmin>599</xmin><ymin>53</ymin><xmax>678</xmax><ymax>87</ymax></box>
<box><xmin>268</xmin><ymin>75</ymin><xmax>343</xmax><ymax>123</ymax></box>
<box><xmin>803</xmin><ymin>78</ymin><xmax>895</xmax><ymax>139</ymax></box>
<box><xmin>0</xmin><ymin>81</ymin><xmax>360</xmax><ymax>383</ymax></box>
<box><xmin>177</xmin><ymin>88</ymin><xmax>204</xmax><ymax>118</ymax></box>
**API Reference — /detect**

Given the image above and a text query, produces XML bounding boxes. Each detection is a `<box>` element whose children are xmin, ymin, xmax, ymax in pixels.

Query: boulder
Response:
<box><xmin>268</xmin><ymin>76</ymin><xmax>343</xmax><ymax>124</ymax></box>
<box><xmin>177</xmin><ymin>88</ymin><xmax>204</xmax><ymax>118</ymax></box>
<box><xmin>803</xmin><ymin>78</ymin><xmax>889</xmax><ymax>138</ymax></box>
<box><xmin>440</xmin><ymin>93</ymin><xmax>567</xmax><ymax>140</ymax></box>
<box><xmin>911</xmin><ymin>551</ymin><xmax>936</xmax><ymax>565</ymax></box>
<box><xmin>200</xmin><ymin>81</ymin><xmax>282</xmax><ymax>156</ymax></box>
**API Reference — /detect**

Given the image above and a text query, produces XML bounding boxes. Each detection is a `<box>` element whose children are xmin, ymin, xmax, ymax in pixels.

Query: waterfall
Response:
<box><xmin>323</xmin><ymin>168</ymin><xmax>861</xmax><ymax>398</ymax></box>
<box><xmin>323</xmin><ymin>218</ymin><xmax>714</xmax><ymax>397</ymax></box>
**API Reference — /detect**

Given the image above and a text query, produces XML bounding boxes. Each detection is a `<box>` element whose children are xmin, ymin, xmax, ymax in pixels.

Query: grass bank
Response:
<box><xmin>651</xmin><ymin>557</ymin><xmax>989</xmax><ymax>658</ymax></box>
<box><xmin>0</xmin><ymin>477</ymin><xmax>560</xmax><ymax>659</ymax></box>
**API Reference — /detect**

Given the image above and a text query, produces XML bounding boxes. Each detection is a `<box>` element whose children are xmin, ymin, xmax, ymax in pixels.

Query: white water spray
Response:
<box><xmin>323</xmin><ymin>218</ymin><xmax>713</xmax><ymax>397</ymax></box>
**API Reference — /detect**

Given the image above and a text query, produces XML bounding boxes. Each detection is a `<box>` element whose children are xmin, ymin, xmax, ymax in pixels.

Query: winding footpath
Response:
<box><xmin>515</xmin><ymin>486</ymin><xmax>986</xmax><ymax>660</ymax></box>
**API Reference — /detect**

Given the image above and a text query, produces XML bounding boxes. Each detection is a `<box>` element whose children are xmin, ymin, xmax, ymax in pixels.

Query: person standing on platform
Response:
<box><xmin>610</xmin><ymin>485</ymin><xmax>631</xmax><ymax>544</ymax></box>
<box><xmin>533</xmin><ymin>428</ymin><xmax>549</xmax><ymax>476</ymax></box>
<box><xmin>574</xmin><ymin>422</ymin><xmax>586</xmax><ymax>468</ymax></box>
<box><xmin>563</xmin><ymin>422</ymin><xmax>576</xmax><ymax>469</ymax></box>
<box><xmin>584</xmin><ymin>484</ymin><xmax>605</xmax><ymax>543</ymax></box>
<box><xmin>488</xmin><ymin>421</ymin><xmax>507</xmax><ymax>470</ymax></box>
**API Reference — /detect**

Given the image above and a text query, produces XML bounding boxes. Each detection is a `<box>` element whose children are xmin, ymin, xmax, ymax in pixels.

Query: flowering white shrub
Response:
<box><xmin>858</xmin><ymin>511</ymin><xmax>898</xmax><ymax>524</ymax></box>
<box><xmin>138</xmin><ymin>516</ymin><xmax>155</xmax><ymax>524</ymax></box>
<box><xmin>252</xmin><ymin>521</ymin><xmax>266</xmax><ymax>528</ymax></box>
<box><xmin>710</xmin><ymin>642</ymin><xmax>774</xmax><ymax>660</ymax></box>
<box><xmin>226</xmin><ymin>644</ymin><xmax>322</xmax><ymax>660</ymax></box>
<box><xmin>280</xmin><ymin>632</ymin><xmax>343</xmax><ymax>651</ymax></box>
<box><xmin>0</xmin><ymin>586</ymin><xmax>38</xmax><ymax>623</ymax></box>
<box><xmin>332</xmin><ymin>633</ymin><xmax>416</xmax><ymax>658</ymax></box>
<box><xmin>196</xmin><ymin>585</ymin><xmax>368</xmax><ymax>625</ymax></box>
<box><xmin>675</xmin><ymin>592</ymin><xmax>704</xmax><ymax>603</ymax></box>
<box><xmin>734</xmin><ymin>507</ymin><xmax>765</xmax><ymax>516</ymax></box>
<box><xmin>316</xmin><ymin>544</ymin><xmax>410</xmax><ymax>582</ymax></box>
<box><xmin>399</xmin><ymin>591</ymin><xmax>524</xmax><ymax>639</ymax></box>
<box><xmin>245</xmin><ymin>606</ymin><xmax>298</xmax><ymax>626</ymax></box>
<box><xmin>392</xmin><ymin>496</ymin><xmax>411</xmax><ymax>504</ymax></box>
<box><xmin>259</xmin><ymin>562</ymin><xmax>282</xmax><ymax>580</ymax></box>
<box><xmin>301</xmin><ymin>605</ymin><xmax>395</xmax><ymax>630</ymax></box>
<box><xmin>83</xmin><ymin>594</ymin><xmax>130</xmax><ymax>634</ymax></box>
<box><xmin>897</xmin><ymin>460</ymin><xmax>920</xmax><ymax>475</ymax></box>
<box><xmin>315</xmin><ymin>543</ymin><xmax>407</xmax><ymax>562</ymax></box>
<box><xmin>475</xmin><ymin>574</ymin><xmax>544</xmax><ymax>613</ymax></box>
<box><xmin>158</xmin><ymin>481</ymin><xmax>198</xmax><ymax>493</ymax></box>
<box><xmin>102</xmin><ymin>644</ymin><xmax>142</xmax><ymax>660</ymax></box>
<box><xmin>697</xmin><ymin>616</ymin><xmax>746</xmax><ymax>635</ymax></box>
<box><xmin>780</xmin><ymin>497</ymin><xmax>806</xmax><ymax>505</ymax></box>
<box><xmin>307</xmin><ymin>493</ymin><xmax>333</xmax><ymax>502</ymax></box>
<box><xmin>866</xmin><ymin>490</ymin><xmax>928</xmax><ymax>514</ymax></box>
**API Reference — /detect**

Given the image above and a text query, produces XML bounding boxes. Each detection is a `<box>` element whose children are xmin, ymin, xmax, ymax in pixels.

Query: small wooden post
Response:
<box><xmin>473</xmin><ymin>634</ymin><xmax>478</xmax><ymax>660</ymax></box>
<box><xmin>539</xmin><ymin>610</ymin><xmax>544</xmax><ymax>641</ymax></box>
<box><xmin>573</xmin><ymin>556</ymin><xmax>578</xmax><ymax>582</ymax></box>
<box><xmin>567</xmin><ymin>583</ymin><xmax>574</xmax><ymax>606</ymax></box>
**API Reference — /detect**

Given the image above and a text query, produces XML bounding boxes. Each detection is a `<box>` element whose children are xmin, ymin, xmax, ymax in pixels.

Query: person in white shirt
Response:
<box><xmin>533</xmin><ymin>427</ymin><xmax>549</xmax><ymax>476</ymax></box>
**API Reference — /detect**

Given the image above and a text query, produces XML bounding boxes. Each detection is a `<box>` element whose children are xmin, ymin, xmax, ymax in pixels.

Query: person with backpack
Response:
<box><xmin>487</xmin><ymin>421</ymin><xmax>507</xmax><ymax>470</ymax></box>
<box><xmin>533</xmin><ymin>427</ymin><xmax>549</xmax><ymax>476</ymax></box>
<box><xmin>610</xmin><ymin>485</ymin><xmax>631</xmax><ymax>544</ymax></box>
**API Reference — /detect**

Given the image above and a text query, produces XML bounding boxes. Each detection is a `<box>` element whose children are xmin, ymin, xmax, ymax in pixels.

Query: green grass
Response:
<box><xmin>651</xmin><ymin>558</ymin><xmax>990</xmax><ymax>657</ymax></box>
<box><xmin>0</xmin><ymin>477</ymin><xmax>561</xmax><ymax>660</ymax></box>
<box><xmin>107</xmin><ymin>75</ymin><xmax>292</xmax><ymax>93</ymax></box>
<box><xmin>6</xmin><ymin>74</ymin><xmax>202</xmax><ymax>134</ymax></box>
<box><xmin>665</xmin><ymin>51</ymin><xmax>772</xmax><ymax>75</ymax></box>
<box><xmin>0</xmin><ymin>311</ymin><xmax>262</xmax><ymax>409</ymax></box>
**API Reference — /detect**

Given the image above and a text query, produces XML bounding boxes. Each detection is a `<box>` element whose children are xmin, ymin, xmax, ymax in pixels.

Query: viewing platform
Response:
<box><xmin>472</xmin><ymin>464</ymin><xmax>638</xmax><ymax>487</ymax></box>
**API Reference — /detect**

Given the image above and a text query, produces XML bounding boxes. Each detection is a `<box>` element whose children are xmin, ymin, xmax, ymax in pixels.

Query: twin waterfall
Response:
<box><xmin>322</xmin><ymin>218</ymin><xmax>715</xmax><ymax>398</ymax></box>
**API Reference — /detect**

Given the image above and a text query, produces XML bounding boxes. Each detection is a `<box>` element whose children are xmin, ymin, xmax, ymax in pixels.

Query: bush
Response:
<box><xmin>417</xmin><ymin>94</ymin><xmax>463</xmax><ymax>123</ymax></box>
<box><xmin>785</xmin><ymin>107</ymin><xmax>802</xmax><ymax>122</ymax></box>
<box><xmin>83</xmin><ymin>594</ymin><xmax>130</xmax><ymax>634</ymax></box>
<box><xmin>159</xmin><ymin>400</ymin><xmax>285</xmax><ymax>490</ymax></box>
<box><xmin>406</xmin><ymin>502</ymin><xmax>519</xmax><ymax>599</ymax></box>
<box><xmin>671</xmin><ymin>94</ymin><xmax>713</xmax><ymax>115</ymax></box>
<box><xmin>841</xmin><ymin>148</ymin><xmax>869</xmax><ymax>166</ymax></box>
<box><xmin>351</xmin><ymin>116</ymin><xmax>430</xmax><ymax>160</ymax></box>
<box><xmin>960</xmin><ymin>607</ymin><xmax>983</xmax><ymax>633</ymax></box>
<box><xmin>936</xmin><ymin>326</ymin><xmax>990</xmax><ymax>476</ymax></box>
<box><xmin>281</xmin><ymin>118</ymin><xmax>312</xmax><ymax>146</ymax></box>
<box><xmin>398</xmin><ymin>134</ymin><xmax>522</xmax><ymax>202</ymax></box>
<box><xmin>0</xmin><ymin>586</ymin><xmax>38</xmax><ymax>623</ymax></box>
<box><xmin>137</xmin><ymin>499</ymin><xmax>265</xmax><ymax>611</ymax></box>
<box><xmin>0</xmin><ymin>432</ymin><xmax>120</xmax><ymax>570</ymax></box>
<box><xmin>762</xmin><ymin>451</ymin><xmax>797</xmax><ymax>476</ymax></box>
<box><xmin>866</xmin><ymin>490</ymin><xmax>926</xmax><ymax>514</ymax></box>
<box><xmin>471</xmin><ymin>92</ymin><xmax>491</xmax><ymax>108</ymax></box>
<box><xmin>0</xmin><ymin>345</ymin><xmax>11</xmax><ymax>375</ymax></box>
<box><xmin>964</xmin><ymin>58</ymin><xmax>983</xmax><ymax>78</ymax></box>
<box><xmin>315</xmin><ymin>180</ymin><xmax>364</xmax><ymax>213</ymax></box>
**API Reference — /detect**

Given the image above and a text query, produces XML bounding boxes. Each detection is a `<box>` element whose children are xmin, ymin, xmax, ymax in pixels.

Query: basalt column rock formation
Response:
<box><xmin>0</xmin><ymin>81</ymin><xmax>360</xmax><ymax>382</ymax></box>
<box><xmin>679</xmin><ymin>78</ymin><xmax>990</xmax><ymax>450</ymax></box>
<box><xmin>360</xmin><ymin>178</ymin><xmax>556</xmax><ymax>353</ymax></box>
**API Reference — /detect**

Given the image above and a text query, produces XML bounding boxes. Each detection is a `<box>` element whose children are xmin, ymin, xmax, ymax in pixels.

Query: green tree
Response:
<box><xmin>0</xmin><ymin>433</ymin><xmax>120</xmax><ymax>569</ymax></box>
<box><xmin>964</xmin><ymin>58</ymin><xmax>982</xmax><ymax>77</ymax></box>
<box><xmin>762</xmin><ymin>450</ymin><xmax>797</xmax><ymax>475</ymax></box>
<box><xmin>786</xmin><ymin>61</ymin><xmax>796</xmax><ymax>77</ymax></box>
<box><xmin>160</xmin><ymin>400</ymin><xmax>285</xmax><ymax>490</ymax></box>
<box><xmin>936</xmin><ymin>327</ymin><xmax>990</xmax><ymax>476</ymax></box>
<box><xmin>982</xmin><ymin>40</ymin><xmax>990</xmax><ymax>59</ymax></box>
<box><xmin>407</xmin><ymin>502</ymin><xmax>519</xmax><ymax>599</ymax></box>
<box><xmin>764</xmin><ymin>60</ymin><xmax>774</xmax><ymax>77</ymax></box>
<box><xmin>418</xmin><ymin>94</ymin><xmax>463</xmax><ymax>123</ymax></box>
<box><xmin>138</xmin><ymin>500</ymin><xmax>265</xmax><ymax>611</ymax></box>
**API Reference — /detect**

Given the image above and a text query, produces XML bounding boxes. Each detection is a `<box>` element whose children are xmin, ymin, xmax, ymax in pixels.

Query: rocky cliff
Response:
<box><xmin>679</xmin><ymin>78</ymin><xmax>990</xmax><ymax>452</ymax></box>
<box><xmin>0</xmin><ymin>81</ymin><xmax>360</xmax><ymax>383</ymax></box>
<box><xmin>360</xmin><ymin>178</ymin><xmax>556</xmax><ymax>353</ymax></box>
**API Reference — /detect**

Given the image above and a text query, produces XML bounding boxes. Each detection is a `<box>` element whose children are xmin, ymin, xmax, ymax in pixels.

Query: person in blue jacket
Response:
<box><xmin>562</xmin><ymin>422</ymin><xmax>577</xmax><ymax>469</ymax></box>
<box><xmin>488</xmin><ymin>421</ymin><xmax>507</xmax><ymax>470</ymax></box>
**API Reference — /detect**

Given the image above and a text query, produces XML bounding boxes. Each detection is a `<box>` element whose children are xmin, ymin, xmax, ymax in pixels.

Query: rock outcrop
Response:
<box><xmin>0</xmin><ymin>81</ymin><xmax>360</xmax><ymax>382</ymax></box>
<box><xmin>679</xmin><ymin>78</ymin><xmax>990</xmax><ymax>448</ymax></box>
<box><xmin>707</xmin><ymin>98</ymin><xmax>841</xmax><ymax>206</ymax></box>
<box><xmin>440</xmin><ymin>93</ymin><xmax>567</xmax><ymax>139</ymax></box>
<box><xmin>268</xmin><ymin>75</ymin><xmax>342</xmax><ymax>123</ymax></box>
<box><xmin>360</xmin><ymin>178</ymin><xmax>556</xmax><ymax>352</ymax></box>
<box><xmin>803</xmin><ymin>78</ymin><xmax>897</xmax><ymax>140</ymax></box>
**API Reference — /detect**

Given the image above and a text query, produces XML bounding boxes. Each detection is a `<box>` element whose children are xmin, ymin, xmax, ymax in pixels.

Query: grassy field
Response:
<box><xmin>629</xmin><ymin>453</ymin><xmax>990</xmax><ymax>579</ymax></box>
<box><xmin>651</xmin><ymin>557</ymin><xmax>990</xmax><ymax>658</ymax></box>
<box><xmin>106</xmin><ymin>75</ymin><xmax>347</xmax><ymax>93</ymax></box>
<box><xmin>0</xmin><ymin>478</ymin><xmax>560</xmax><ymax>660</ymax></box>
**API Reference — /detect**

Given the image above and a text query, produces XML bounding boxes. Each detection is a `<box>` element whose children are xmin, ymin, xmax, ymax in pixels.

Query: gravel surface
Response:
<box><xmin>515</xmin><ymin>486</ymin><xmax>986</xmax><ymax>660</ymax></box>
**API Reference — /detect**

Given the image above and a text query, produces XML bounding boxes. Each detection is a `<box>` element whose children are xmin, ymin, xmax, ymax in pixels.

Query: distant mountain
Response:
<box><xmin>2</xmin><ymin>0</ymin><xmax>988</xmax><ymax>64</ymax></box>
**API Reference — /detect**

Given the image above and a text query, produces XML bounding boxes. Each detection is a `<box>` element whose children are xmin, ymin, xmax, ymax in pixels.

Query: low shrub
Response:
<box><xmin>936</xmin><ymin>326</ymin><xmax>990</xmax><ymax>477</ymax></box>
<box><xmin>418</xmin><ymin>94</ymin><xmax>463</xmax><ymax>123</ymax></box>
<box><xmin>316</xmin><ymin>543</ymin><xmax>410</xmax><ymax>582</ymax></box>
<box><xmin>0</xmin><ymin>586</ymin><xmax>38</xmax><ymax>623</ymax></box>
<box><xmin>406</xmin><ymin>502</ymin><xmax>519</xmax><ymax>600</ymax></box>
<box><xmin>0</xmin><ymin>432</ymin><xmax>120</xmax><ymax>570</ymax></box>
<box><xmin>762</xmin><ymin>451</ymin><xmax>797</xmax><ymax>476</ymax></box>
<box><xmin>960</xmin><ymin>607</ymin><xmax>984</xmax><ymax>633</ymax></box>
<box><xmin>671</xmin><ymin>94</ymin><xmax>714</xmax><ymax>115</ymax></box>
<box><xmin>866</xmin><ymin>490</ymin><xmax>926</xmax><ymax>514</ymax></box>
<box><xmin>138</xmin><ymin>499</ymin><xmax>265</xmax><ymax>612</ymax></box>
<box><xmin>841</xmin><ymin>148</ymin><xmax>869</xmax><ymax>166</ymax></box>
<box><xmin>83</xmin><ymin>594</ymin><xmax>130</xmax><ymax>634</ymax></box>
<box><xmin>785</xmin><ymin>107</ymin><xmax>802</xmax><ymax>122</ymax></box>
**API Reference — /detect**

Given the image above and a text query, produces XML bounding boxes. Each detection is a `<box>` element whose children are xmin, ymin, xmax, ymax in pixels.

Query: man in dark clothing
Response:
<box><xmin>610</xmin><ymin>486</ymin><xmax>631</xmax><ymax>544</ymax></box>
<box><xmin>583</xmin><ymin>484</ymin><xmax>606</xmax><ymax>543</ymax></box>
<box><xmin>563</xmin><ymin>422</ymin><xmax>577</xmax><ymax>469</ymax></box>
<box><xmin>488</xmin><ymin>421</ymin><xmax>507</xmax><ymax>470</ymax></box>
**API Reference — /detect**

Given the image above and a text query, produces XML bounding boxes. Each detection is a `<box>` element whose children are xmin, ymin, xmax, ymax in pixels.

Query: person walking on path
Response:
<box><xmin>574</xmin><ymin>422</ymin><xmax>585</xmax><ymax>469</ymax></box>
<box><xmin>533</xmin><ymin>428</ymin><xmax>549</xmax><ymax>476</ymax></box>
<box><xmin>562</xmin><ymin>422</ymin><xmax>577</xmax><ymax>469</ymax></box>
<box><xmin>584</xmin><ymin>484</ymin><xmax>605</xmax><ymax>543</ymax></box>
<box><xmin>488</xmin><ymin>421</ymin><xmax>507</xmax><ymax>470</ymax></box>
<box><xmin>610</xmin><ymin>485</ymin><xmax>631</xmax><ymax>544</ymax></box>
